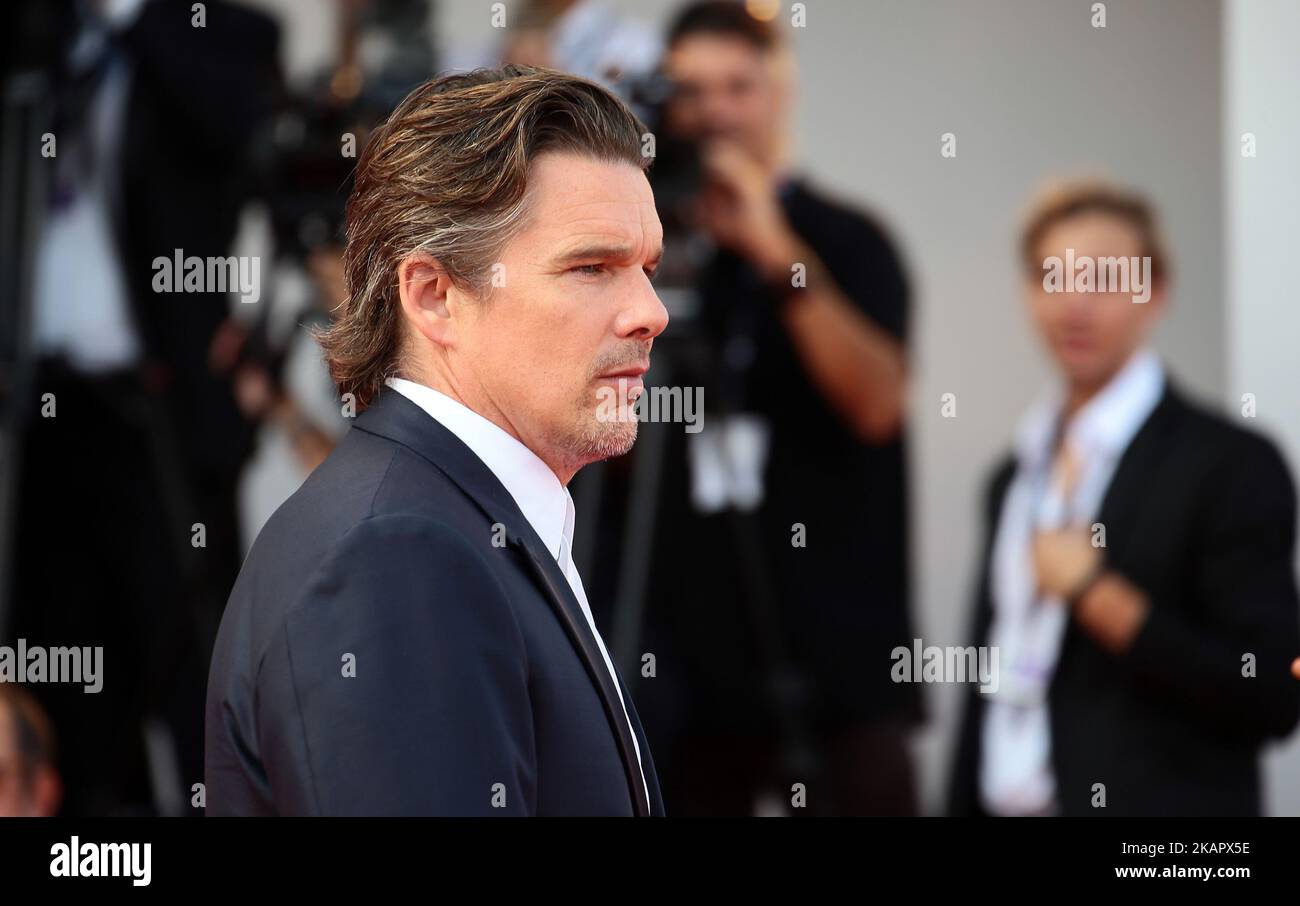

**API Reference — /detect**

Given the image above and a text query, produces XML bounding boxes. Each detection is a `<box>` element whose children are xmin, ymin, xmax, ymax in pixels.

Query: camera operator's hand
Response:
<box><xmin>695</xmin><ymin>140</ymin><xmax>799</xmax><ymax>278</ymax></box>
<box><xmin>693</xmin><ymin>142</ymin><xmax>908</xmax><ymax>445</ymax></box>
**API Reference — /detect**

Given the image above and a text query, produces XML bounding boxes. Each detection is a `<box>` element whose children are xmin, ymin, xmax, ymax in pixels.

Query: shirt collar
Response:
<box><xmin>1014</xmin><ymin>347</ymin><xmax>1165</xmax><ymax>470</ymax></box>
<box><xmin>385</xmin><ymin>377</ymin><xmax>572</xmax><ymax>561</ymax></box>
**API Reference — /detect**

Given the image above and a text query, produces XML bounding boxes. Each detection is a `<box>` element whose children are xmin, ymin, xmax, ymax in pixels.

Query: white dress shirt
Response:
<box><xmin>385</xmin><ymin>377</ymin><xmax>650</xmax><ymax>811</ymax></box>
<box><xmin>980</xmin><ymin>348</ymin><xmax>1164</xmax><ymax>815</ymax></box>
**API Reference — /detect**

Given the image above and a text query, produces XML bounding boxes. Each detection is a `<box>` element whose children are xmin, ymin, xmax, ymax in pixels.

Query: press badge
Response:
<box><xmin>687</xmin><ymin>414</ymin><xmax>771</xmax><ymax>514</ymax></box>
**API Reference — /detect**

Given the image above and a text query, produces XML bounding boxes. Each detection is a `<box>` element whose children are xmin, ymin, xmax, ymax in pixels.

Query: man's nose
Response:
<box><xmin>701</xmin><ymin>90</ymin><xmax>736</xmax><ymax>129</ymax></box>
<box><xmin>617</xmin><ymin>277</ymin><xmax>670</xmax><ymax>341</ymax></box>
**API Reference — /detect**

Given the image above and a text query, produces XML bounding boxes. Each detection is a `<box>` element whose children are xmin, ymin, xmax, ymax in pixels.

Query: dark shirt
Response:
<box><xmin>647</xmin><ymin>178</ymin><xmax>920</xmax><ymax>735</ymax></box>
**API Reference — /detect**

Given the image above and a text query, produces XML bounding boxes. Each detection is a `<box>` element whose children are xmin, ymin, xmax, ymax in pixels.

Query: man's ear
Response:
<box><xmin>397</xmin><ymin>253</ymin><xmax>459</xmax><ymax>348</ymax></box>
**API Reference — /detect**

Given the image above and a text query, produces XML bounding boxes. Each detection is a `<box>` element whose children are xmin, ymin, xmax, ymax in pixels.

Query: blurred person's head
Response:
<box><xmin>319</xmin><ymin>66</ymin><xmax>667</xmax><ymax>483</ymax></box>
<box><xmin>1020</xmin><ymin>180</ymin><xmax>1169</xmax><ymax>401</ymax></box>
<box><xmin>662</xmin><ymin>1</ymin><xmax>790</xmax><ymax>167</ymax></box>
<box><xmin>499</xmin><ymin>0</ymin><xmax>583</xmax><ymax>69</ymax></box>
<box><xmin>0</xmin><ymin>686</ymin><xmax>61</xmax><ymax>817</ymax></box>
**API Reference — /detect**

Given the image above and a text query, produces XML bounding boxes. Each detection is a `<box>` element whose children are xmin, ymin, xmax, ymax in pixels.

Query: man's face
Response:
<box><xmin>453</xmin><ymin>152</ymin><xmax>667</xmax><ymax>476</ymax></box>
<box><xmin>664</xmin><ymin>34</ymin><xmax>781</xmax><ymax>162</ymax></box>
<box><xmin>1025</xmin><ymin>211</ymin><xmax>1164</xmax><ymax>390</ymax></box>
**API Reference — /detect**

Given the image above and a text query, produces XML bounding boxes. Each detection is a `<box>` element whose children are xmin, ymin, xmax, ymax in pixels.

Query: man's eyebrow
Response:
<box><xmin>552</xmin><ymin>241</ymin><xmax>664</xmax><ymax>267</ymax></box>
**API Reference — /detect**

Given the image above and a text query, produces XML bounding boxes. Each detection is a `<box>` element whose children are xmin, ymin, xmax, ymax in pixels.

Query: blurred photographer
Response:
<box><xmin>642</xmin><ymin>1</ymin><xmax>919</xmax><ymax>815</ymax></box>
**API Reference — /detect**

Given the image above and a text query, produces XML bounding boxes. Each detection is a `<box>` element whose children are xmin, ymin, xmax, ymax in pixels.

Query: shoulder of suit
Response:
<box><xmin>1152</xmin><ymin>386</ymin><xmax>1297</xmax><ymax>503</ymax></box>
<box><xmin>262</xmin><ymin>436</ymin><xmax>498</xmax><ymax>579</ymax></box>
<box><xmin>302</xmin><ymin>513</ymin><xmax>518</xmax><ymax>625</ymax></box>
<box><xmin>336</xmin><ymin>512</ymin><xmax>499</xmax><ymax>563</ymax></box>
<box><xmin>1166</xmin><ymin>387</ymin><xmax>1289</xmax><ymax>465</ymax></box>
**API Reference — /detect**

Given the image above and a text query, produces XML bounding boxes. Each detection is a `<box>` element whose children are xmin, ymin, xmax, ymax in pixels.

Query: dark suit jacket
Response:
<box><xmin>205</xmin><ymin>389</ymin><xmax>663</xmax><ymax>815</ymax></box>
<box><xmin>949</xmin><ymin>384</ymin><xmax>1300</xmax><ymax>816</ymax></box>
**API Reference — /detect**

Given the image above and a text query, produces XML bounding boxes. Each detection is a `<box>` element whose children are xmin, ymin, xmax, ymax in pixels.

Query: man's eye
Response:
<box><xmin>570</xmin><ymin>264</ymin><xmax>606</xmax><ymax>276</ymax></box>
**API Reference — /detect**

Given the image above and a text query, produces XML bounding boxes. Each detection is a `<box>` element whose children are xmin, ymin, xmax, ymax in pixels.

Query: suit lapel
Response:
<box><xmin>1094</xmin><ymin>384</ymin><xmax>1184</xmax><ymax>563</ymax></box>
<box><xmin>353</xmin><ymin>389</ymin><xmax>652</xmax><ymax>816</ymax></box>
<box><xmin>1053</xmin><ymin>383</ymin><xmax>1184</xmax><ymax>685</ymax></box>
<box><xmin>513</xmin><ymin>541</ymin><xmax>652</xmax><ymax>816</ymax></box>
<box><xmin>615</xmin><ymin>668</ymin><xmax>665</xmax><ymax>816</ymax></box>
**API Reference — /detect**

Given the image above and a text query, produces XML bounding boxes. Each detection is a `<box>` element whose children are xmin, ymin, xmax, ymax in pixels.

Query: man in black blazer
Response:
<box><xmin>949</xmin><ymin>181</ymin><xmax>1300</xmax><ymax>817</ymax></box>
<box><xmin>205</xmin><ymin>66</ymin><xmax>669</xmax><ymax>815</ymax></box>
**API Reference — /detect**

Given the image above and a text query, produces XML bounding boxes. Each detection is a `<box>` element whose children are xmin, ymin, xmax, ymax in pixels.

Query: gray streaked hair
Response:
<box><xmin>317</xmin><ymin>65</ymin><xmax>649</xmax><ymax>411</ymax></box>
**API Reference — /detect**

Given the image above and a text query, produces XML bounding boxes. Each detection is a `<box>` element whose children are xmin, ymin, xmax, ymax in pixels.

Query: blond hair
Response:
<box><xmin>1019</xmin><ymin>178</ymin><xmax>1169</xmax><ymax>284</ymax></box>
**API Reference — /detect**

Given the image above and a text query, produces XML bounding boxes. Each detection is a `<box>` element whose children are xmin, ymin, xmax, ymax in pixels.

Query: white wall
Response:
<box><xmin>1225</xmin><ymin>0</ymin><xmax>1300</xmax><ymax>817</ymax></box>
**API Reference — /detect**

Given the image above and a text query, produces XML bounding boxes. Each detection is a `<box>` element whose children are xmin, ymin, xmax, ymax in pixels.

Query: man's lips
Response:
<box><xmin>595</xmin><ymin>362</ymin><xmax>649</xmax><ymax>380</ymax></box>
<box><xmin>1058</xmin><ymin>334</ymin><xmax>1095</xmax><ymax>354</ymax></box>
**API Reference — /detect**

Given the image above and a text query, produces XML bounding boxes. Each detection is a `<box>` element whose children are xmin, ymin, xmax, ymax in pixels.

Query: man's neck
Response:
<box><xmin>402</xmin><ymin>367</ymin><xmax>579</xmax><ymax>486</ymax></box>
<box><xmin>1061</xmin><ymin>351</ymin><xmax>1141</xmax><ymax>422</ymax></box>
<box><xmin>1062</xmin><ymin>383</ymin><xmax>1102</xmax><ymax>423</ymax></box>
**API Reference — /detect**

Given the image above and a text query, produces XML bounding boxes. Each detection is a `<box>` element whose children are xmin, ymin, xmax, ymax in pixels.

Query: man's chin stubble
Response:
<box><xmin>584</xmin><ymin>421</ymin><xmax>639</xmax><ymax>462</ymax></box>
<box><xmin>564</xmin><ymin>414</ymin><xmax>639</xmax><ymax>466</ymax></box>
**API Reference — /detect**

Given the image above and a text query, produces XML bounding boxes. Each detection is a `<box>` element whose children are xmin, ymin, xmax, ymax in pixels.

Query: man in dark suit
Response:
<box><xmin>205</xmin><ymin>66</ymin><xmax>669</xmax><ymax>815</ymax></box>
<box><xmin>949</xmin><ymin>181</ymin><xmax>1300</xmax><ymax>816</ymax></box>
